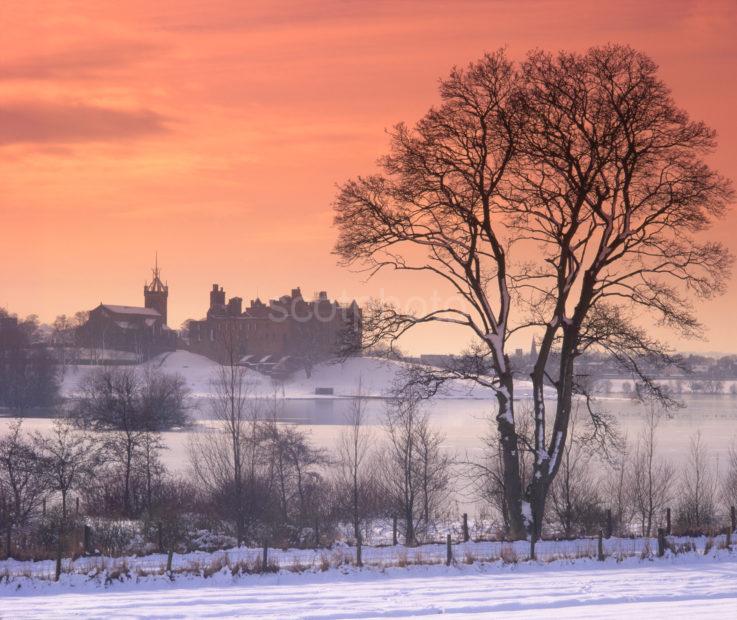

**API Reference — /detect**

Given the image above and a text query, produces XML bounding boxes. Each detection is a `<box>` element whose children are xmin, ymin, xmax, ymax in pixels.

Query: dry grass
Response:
<box><xmin>202</xmin><ymin>556</ymin><xmax>227</xmax><ymax>578</ymax></box>
<box><xmin>318</xmin><ymin>553</ymin><xmax>330</xmax><ymax>571</ymax></box>
<box><xmin>5</xmin><ymin>532</ymin><xmax>731</xmax><ymax>583</ymax></box>
<box><xmin>287</xmin><ymin>557</ymin><xmax>307</xmax><ymax>573</ymax></box>
<box><xmin>500</xmin><ymin>544</ymin><xmax>518</xmax><ymax>564</ymax></box>
<box><xmin>228</xmin><ymin>558</ymin><xmax>262</xmax><ymax>576</ymax></box>
<box><xmin>105</xmin><ymin>560</ymin><xmax>130</xmax><ymax>583</ymax></box>
<box><xmin>668</xmin><ymin>540</ymin><xmax>696</xmax><ymax>555</ymax></box>
<box><xmin>396</xmin><ymin>549</ymin><xmax>408</xmax><ymax>568</ymax></box>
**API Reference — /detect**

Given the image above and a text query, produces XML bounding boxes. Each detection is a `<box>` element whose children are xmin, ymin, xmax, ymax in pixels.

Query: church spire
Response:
<box><xmin>144</xmin><ymin>254</ymin><xmax>168</xmax><ymax>324</ymax></box>
<box><xmin>146</xmin><ymin>252</ymin><xmax>167</xmax><ymax>293</ymax></box>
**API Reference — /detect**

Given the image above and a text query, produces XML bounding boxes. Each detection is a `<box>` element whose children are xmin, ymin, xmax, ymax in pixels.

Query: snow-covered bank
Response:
<box><xmin>60</xmin><ymin>350</ymin><xmax>545</xmax><ymax>401</ymax></box>
<box><xmin>2</xmin><ymin>551</ymin><xmax>737</xmax><ymax>618</ymax></box>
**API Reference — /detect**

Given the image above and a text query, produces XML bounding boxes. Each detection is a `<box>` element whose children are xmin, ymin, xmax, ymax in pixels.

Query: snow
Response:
<box><xmin>548</xmin><ymin>430</ymin><xmax>564</xmax><ymax>472</ymax></box>
<box><xmin>60</xmin><ymin>351</ymin><xmax>545</xmax><ymax>401</ymax></box>
<box><xmin>2</xmin><ymin>550</ymin><xmax>737</xmax><ymax>618</ymax></box>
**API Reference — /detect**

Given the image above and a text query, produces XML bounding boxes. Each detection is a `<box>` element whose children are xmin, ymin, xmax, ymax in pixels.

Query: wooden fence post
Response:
<box><xmin>392</xmin><ymin>515</ymin><xmax>398</xmax><ymax>546</ymax></box>
<box><xmin>597</xmin><ymin>530</ymin><xmax>605</xmax><ymax>561</ymax></box>
<box><xmin>731</xmin><ymin>506</ymin><xmax>736</xmax><ymax>533</ymax></box>
<box><xmin>530</xmin><ymin>533</ymin><xmax>536</xmax><ymax>561</ymax></box>
<box><xmin>262</xmin><ymin>540</ymin><xmax>268</xmax><ymax>572</ymax></box>
<box><xmin>666</xmin><ymin>508</ymin><xmax>672</xmax><ymax>535</ymax></box>
<box><xmin>605</xmin><ymin>509</ymin><xmax>612</xmax><ymax>539</ymax></box>
<box><xmin>356</xmin><ymin>532</ymin><xmax>363</xmax><ymax>568</ymax></box>
<box><xmin>166</xmin><ymin>549</ymin><xmax>173</xmax><ymax>573</ymax></box>
<box><xmin>446</xmin><ymin>534</ymin><xmax>452</xmax><ymax>566</ymax></box>
<box><xmin>657</xmin><ymin>528</ymin><xmax>666</xmax><ymax>557</ymax></box>
<box><xmin>726</xmin><ymin>528</ymin><xmax>732</xmax><ymax>549</ymax></box>
<box><xmin>462</xmin><ymin>513</ymin><xmax>469</xmax><ymax>542</ymax></box>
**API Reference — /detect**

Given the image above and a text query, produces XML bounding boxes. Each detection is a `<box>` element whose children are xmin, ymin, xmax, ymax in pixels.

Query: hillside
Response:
<box><xmin>60</xmin><ymin>350</ymin><xmax>542</xmax><ymax>400</ymax></box>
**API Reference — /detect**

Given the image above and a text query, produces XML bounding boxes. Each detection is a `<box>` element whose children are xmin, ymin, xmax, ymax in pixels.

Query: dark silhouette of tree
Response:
<box><xmin>75</xmin><ymin>366</ymin><xmax>188</xmax><ymax>516</ymax></box>
<box><xmin>0</xmin><ymin>309</ymin><xmax>58</xmax><ymax>413</ymax></box>
<box><xmin>33</xmin><ymin>418</ymin><xmax>99</xmax><ymax>522</ymax></box>
<box><xmin>333</xmin><ymin>45</ymin><xmax>733</xmax><ymax>538</ymax></box>
<box><xmin>0</xmin><ymin>420</ymin><xmax>45</xmax><ymax>553</ymax></box>
<box><xmin>189</xmin><ymin>322</ymin><xmax>266</xmax><ymax>545</ymax></box>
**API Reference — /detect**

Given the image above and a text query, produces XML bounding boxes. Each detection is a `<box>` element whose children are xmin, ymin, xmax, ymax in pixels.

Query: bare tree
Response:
<box><xmin>465</xmin><ymin>401</ymin><xmax>535</xmax><ymax>533</ymax></box>
<box><xmin>335</xmin><ymin>382</ymin><xmax>374</xmax><ymax>540</ymax></box>
<box><xmin>722</xmin><ymin>441</ymin><xmax>737</xmax><ymax>512</ymax></box>
<box><xmin>75</xmin><ymin>366</ymin><xmax>185</xmax><ymax>517</ymax></box>
<box><xmin>272</xmin><ymin>423</ymin><xmax>328</xmax><ymax>537</ymax></box>
<box><xmin>76</xmin><ymin>367</ymin><xmax>145</xmax><ymax>516</ymax></box>
<box><xmin>415</xmin><ymin>416</ymin><xmax>453</xmax><ymax>531</ymax></box>
<box><xmin>381</xmin><ymin>391</ymin><xmax>451</xmax><ymax>544</ymax></box>
<box><xmin>139</xmin><ymin>366</ymin><xmax>189</xmax><ymax>430</ymax></box>
<box><xmin>32</xmin><ymin>418</ymin><xmax>99</xmax><ymax>521</ymax></box>
<box><xmin>0</xmin><ymin>309</ymin><xmax>59</xmax><ymax>413</ymax></box>
<box><xmin>189</xmin><ymin>323</ymin><xmax>268</xmax><ymax>544</ymax></box>
<box><xmin>629</xmin><ymin>406</ymin><xmax>674</xmax><ymax>536</ymax></box>
<box><xmin>136</xmin><ymin>431</ymin><xmax>166</xmax><ymax>517</ymax></box>
<box><xmin>334</xmin><ymin>45</ymin><xmax>733</xmax><ymax>537</ymax></box>
<box><xmin>0</xmin><ymin>420</ymin><xmax>45</xmax><ymax>554</ymax></box>
<box><xmin>547</xmin><ymin>409</ymin><xmax>605</xmax><ymax>537</ymax></box>
<box><xmin>602</xmin><ymin>436</ymin><xmax>633</xmax><ymax>536</ymax></box>
<box><xmin>191</xmin><ymin>371</ymin><xmax>258</xmax><ymax>544</ymax></box>
<box><xmin>676</xmin><ymin>431</ymin><xmax>718</xmax><ymax>532</ymax></box>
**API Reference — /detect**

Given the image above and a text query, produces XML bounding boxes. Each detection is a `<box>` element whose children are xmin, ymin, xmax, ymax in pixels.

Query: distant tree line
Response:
<box><xmin>0</xmin><ymin>308</ymin><xmax>58</xmax><ymax>411</ymax></box>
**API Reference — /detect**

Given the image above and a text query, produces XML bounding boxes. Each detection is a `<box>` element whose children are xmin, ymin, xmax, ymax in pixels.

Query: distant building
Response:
<box><xmin>188</xmin><ymin>285</ymin><xmax>362</xmax><ymax>373</ymax></box>
<box><xmin>144</xmin><ymin>260</ymin><xmax>169</xmax><ymax>325</ymax></box>
<box><xmin>74</xmin><ymin>260</ymin><xmax>176</xmax><ymax>362</ymax></box>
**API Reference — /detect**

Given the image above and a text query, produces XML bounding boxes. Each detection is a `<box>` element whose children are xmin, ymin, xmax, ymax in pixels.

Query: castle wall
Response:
<box><xmin>187</xmin><ymin>288</ymin><xmax>362</xmax><ymax>367</ymax></box>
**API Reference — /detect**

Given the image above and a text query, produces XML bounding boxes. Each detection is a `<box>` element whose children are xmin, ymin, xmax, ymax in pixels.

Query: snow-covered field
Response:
<box><xmin>3</xmin><ymin>553</ymin><xmax>737</xmax><ymax>618</ymax></box>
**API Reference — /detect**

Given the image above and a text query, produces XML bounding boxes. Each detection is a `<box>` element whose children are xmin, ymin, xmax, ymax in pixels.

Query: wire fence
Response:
<box><xmin>1</xmin><ymin>532</ymin><xmax>731</xmax><ymax>581</ymax></box>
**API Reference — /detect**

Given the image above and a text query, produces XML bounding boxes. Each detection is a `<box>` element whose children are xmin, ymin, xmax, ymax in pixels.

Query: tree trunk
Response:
<box><xmin>495</xmin><ymin>376</ymin><xmax>526</xmax><ymax>539</ymax></box>
<box><xmin>524</xmin><ymin>325</ymin><xmax>578</xmax><ymax>539</ymax></box>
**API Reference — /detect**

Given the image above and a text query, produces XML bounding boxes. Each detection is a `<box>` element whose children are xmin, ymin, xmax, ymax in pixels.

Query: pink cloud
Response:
<box><xmin>0</xmin><ymin>42</ymin><xmax>163</xmax><ymax>81</ymax></box>
<box><xmin>0</xmin><ymin>102</ymin><xmax>169</xmax><ymax>145</ymax></box>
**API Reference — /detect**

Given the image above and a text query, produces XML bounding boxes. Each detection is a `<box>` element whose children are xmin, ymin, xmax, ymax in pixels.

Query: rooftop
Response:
<box><xmin>99</xmin><ymin>304</ymin><xmax>161</xmax><ymax>317</ymax></box>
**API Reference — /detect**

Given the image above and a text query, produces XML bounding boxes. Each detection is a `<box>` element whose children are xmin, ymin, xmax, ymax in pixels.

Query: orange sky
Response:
<box><xmin>1</xmin><ymin>0</ymin><xmax>736</xmax><ymax>354</ymax></box>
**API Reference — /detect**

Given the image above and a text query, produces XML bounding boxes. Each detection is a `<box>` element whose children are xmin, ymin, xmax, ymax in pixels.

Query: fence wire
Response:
<box><xmin>0</xmin><ymin>533</ymin><xmax>730</xmax><ymax>581</ymax></box>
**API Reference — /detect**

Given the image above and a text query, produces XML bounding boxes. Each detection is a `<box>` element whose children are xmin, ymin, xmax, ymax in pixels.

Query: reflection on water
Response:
<box><xmin>4</xmin><ymin>394</ymin><xmax>737</xmax><ymax>472</ymax></box>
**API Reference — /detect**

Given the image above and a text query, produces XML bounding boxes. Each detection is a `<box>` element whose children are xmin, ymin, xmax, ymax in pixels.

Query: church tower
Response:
<box><xmin>144</xmin><ymin>255</ymin><xmax>169</xmax><ymax>325</ymax></box>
